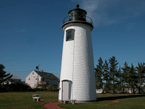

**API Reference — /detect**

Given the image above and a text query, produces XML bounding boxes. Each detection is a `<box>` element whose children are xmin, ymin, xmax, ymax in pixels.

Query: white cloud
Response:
<box><xmin>11</xmin><ymin>28</ymin><xmax>26</xmax><ymax>33</ymax></box>
<box><xmin>72</xmin><ymin>0</ymin><xmax>145</xmax><ymax>26</ymax></box>
<box><xmin>20</xmin><ymin>29</ymin><xmax>26</xmax><ymax>32</ymax></box>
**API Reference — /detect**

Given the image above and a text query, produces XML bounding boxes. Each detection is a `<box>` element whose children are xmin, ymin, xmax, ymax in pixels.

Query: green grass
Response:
<box><xmin>0</xmin><ymin>91</ymin><xmax>58</xmax><ymax>109</ymax></box>
<box><xmin>0</xmin><ymin>91</ymin><xmax>145</xmax><ymax>109</ymax></box>
<box><xmin>58</xmin><ymin>93</ymin><xmax>145</xmax><ymax>109</ymax></box>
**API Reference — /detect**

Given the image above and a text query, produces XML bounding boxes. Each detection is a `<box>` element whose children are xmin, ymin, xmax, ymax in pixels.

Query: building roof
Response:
<box><xmin>34</xmin><ymin>70</ymin><xmax>59</xmax><ymax>80</ymax></box>
<box><xmin>4</xmin><ymin>75</ymin><xmax>21</xmax><ymax>80</ymax></box>
<box><xmin>11</xmin><ymin>75</ymin><xmax>21</xmax><ymax>80</ymax></box>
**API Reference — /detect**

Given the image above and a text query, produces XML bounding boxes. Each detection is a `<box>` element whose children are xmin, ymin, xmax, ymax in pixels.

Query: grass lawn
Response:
<box><xmin>0</xmin><ymin>91</ymin><xmax>58</xmax><ymax>109</ymax></box>
<box><xmin>58</xmin><ymin>93</ymin><xmax>145</xmax><ymax>109</ymax></box>
<box><xmin>0</xmin><ymin>91</ymin><xmax>145</xmax><ymax>109</ymax></box>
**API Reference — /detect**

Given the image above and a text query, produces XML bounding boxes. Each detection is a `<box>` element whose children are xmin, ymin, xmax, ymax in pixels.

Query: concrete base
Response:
<box><xmin>74</xmin><ymin>99</ymin><xmax>97</xmax><ymax>103</ymax></box>
<box><xmin>58</xmin><ymin>99</ymin><xmax>97</xmax><ymax>103</ymax></box>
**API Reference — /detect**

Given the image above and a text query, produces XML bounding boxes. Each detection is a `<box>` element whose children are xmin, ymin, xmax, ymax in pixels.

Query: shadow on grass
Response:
<box><xmin>97</xmin><ymin>94</ymin><xmax>145</xmax><ymax>102</ymax></box>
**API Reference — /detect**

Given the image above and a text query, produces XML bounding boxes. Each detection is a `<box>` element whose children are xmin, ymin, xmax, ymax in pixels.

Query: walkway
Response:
<box><xmin>40</xmin><ymin>99</ymin><xmax>65</xmax><ymax>109</ymax></box>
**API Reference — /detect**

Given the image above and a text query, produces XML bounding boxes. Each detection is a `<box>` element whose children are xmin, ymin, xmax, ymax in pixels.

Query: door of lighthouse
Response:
<box><xmin>62</xmin><ymin>80</ymin><xmax>71</xmax><ymax>101</ymax></box>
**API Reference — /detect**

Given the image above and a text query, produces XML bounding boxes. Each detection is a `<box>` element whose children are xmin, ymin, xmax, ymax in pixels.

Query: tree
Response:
<box><xmin>0</xmin><ymin>64</ymin><xmax>13</xmax><ymax>86</ymax></box>
<box><xmin>95</xmin><ymin>57</ymin><xmax>104</xmax><ymax>90</ymax></box>
<box><xmin>109</xmin><ymin>56</ymin><xmax>118</xmax><ymax>93</ymax></box>
<box><xmin>136</xmin><ymin>62</ymin><xmax>145</xmax><ymax>93</ymax></box>
<box><xmin>114</xmin><ymin>66</ymin><xmax>122</xmax><ymax>92</ymax></box>
<box><xmin>127</xmin><ymin>64</ymin><xmax>138</xmax><ymax>94</ymax></box>
<box><xmin>121</xmin><ymin>61</ymin><xmax>130</xmax><ymax>93</ymax></box>
<box><xmin>103</xmin><ymin>60</ymin><xmax>111</xmax><ymax>93</ymax></box>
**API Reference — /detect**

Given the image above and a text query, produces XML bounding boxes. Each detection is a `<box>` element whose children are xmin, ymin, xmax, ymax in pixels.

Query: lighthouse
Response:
<box><xmin>59</xmin><ymin>4</ymin><xmax>96</xmax><ymax>103</ymax></box>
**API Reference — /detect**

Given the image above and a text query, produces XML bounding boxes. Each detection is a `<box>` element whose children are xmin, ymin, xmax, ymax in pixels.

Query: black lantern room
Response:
<box><xmin>68</xmin><ymin>4</ymin><xmax>87</xmax><ymax>21</ymax></box>
<box><xmin>62</xmin><ymin>4</ymin><xmax>93</xmax><ymax>29</ymax></box>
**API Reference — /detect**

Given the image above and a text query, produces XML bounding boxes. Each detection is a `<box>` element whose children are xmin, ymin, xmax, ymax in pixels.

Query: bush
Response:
<box><xmin>0</xmin><ymin>85</ymin><xmax>7</xmax><ymax>92</ymax></box>
<box><xmin>33</xmin><ymin>85</ymin><xmax>59</xmax><ymax>92</ymax></box>
<box><xmin>47</xmin><ymin>85</ymin><xmax>53</xmax><ymax>91</ymax></box>
<box><xmin>47</xmin><ymin>85</ymin><xmax>59</xmax><ymax>92</ymax></box>
<box><xmin>3</xmin><ymin>83</ymin><xmax>35</xmax><ymax>92</ymax></box>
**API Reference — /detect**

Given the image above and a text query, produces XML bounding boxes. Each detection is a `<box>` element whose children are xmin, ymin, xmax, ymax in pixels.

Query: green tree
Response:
<box><xmin>121</xmin><ymin>61</ymin><xmax>130</xmax><ymax>93</ymax></box>
<box><xmin>127</xmin><ymin>64</ymin><xmax>138</xmax><ymax>94</ymax></box>
<box><xmin>0</xmin><ymin>64</ymin><xmax>13</xmax><ymax>86</ymax></box>
<box><xmin>136</xmin><ymin>62</ymin><xmax>145</xmax><ymax>93</ymax></box>
<box><xmin>114</xmin><ymin>66</ymin><xmax>122</xmax><ymax>92</ymax></box>
<box><xmin>95</xmin><ymin>57</ymin><xmax>104</xmax><ymax>90</ymax></box>
<box><xmin>103</xmin><ymin>60</ymin><xmax>111</xmax><ymax>93</ymax></box>
<box><xmin>109</xmin><ymin>56</ymin><xmax>118</xmax><ymax>93</ymax></box>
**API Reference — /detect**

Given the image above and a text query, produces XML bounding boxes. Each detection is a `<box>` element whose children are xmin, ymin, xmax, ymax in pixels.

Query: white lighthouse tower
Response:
<box><xmin>59</xmin><ymin>4</ymin><xmax>96</xmax><ymax>103</ymax></box>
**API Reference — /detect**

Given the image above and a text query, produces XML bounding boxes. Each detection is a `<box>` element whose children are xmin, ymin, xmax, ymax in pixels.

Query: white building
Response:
<box><xmin>2</xmin><ymin>75</ymin><xmax>21</xmax><ymax>85</ymax></box>
<box><xmin>25</xmin><ymin>70</ymin><xmax>59</xmax><ymax>89</ymax></box>
<box><xmin>120</xmin><ymin>88</ymin><xmax>141</xmax><ymax>94</ymax></box>
<box><xmin>59</xmin><ymin>4</ymin><xmax>96</xmax><ymax>103</ymax></box>
<box><xmin>96</xmin><ymin>88</ymin><xmax>143</xmax><ymax>94</ymax></box>
<box><xmin>96</xmin><ymin>89</ymin><xmax>106</xmax><ymax>93</ymax></box>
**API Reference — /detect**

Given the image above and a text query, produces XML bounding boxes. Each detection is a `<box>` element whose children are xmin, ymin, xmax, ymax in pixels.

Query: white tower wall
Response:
<box><xmin>59</xmin><ymin>24</ymin><xmax>96</xmax><ymax>102</ymax></box>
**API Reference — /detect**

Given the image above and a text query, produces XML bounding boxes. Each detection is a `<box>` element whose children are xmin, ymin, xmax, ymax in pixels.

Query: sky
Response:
<box><xmin>0</xmin><ymin>0</ymin><xmax>145</xmax><ymax>81</ymax></box>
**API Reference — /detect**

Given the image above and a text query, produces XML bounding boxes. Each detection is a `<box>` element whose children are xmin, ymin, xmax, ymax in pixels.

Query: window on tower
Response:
<box><xmin>66</xmin><ymin>29</ymin><xmax>75</xmax><ymax>41</ymax></box>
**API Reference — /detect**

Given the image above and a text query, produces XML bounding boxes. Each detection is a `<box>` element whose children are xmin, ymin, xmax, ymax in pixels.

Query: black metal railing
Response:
<box><xmin>63</xmin><ymin>16</ymin><xmax>93</xmax><ymax>25</ymax></box>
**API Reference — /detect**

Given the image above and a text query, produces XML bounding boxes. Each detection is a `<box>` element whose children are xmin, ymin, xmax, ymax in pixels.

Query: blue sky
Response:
<box><xmin>0</xmin><ymin>0</ymin><xmax>145</xmax><ymax>81</ymax></box>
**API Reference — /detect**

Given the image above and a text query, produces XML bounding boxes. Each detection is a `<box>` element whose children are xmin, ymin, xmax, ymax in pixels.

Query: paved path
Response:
<box><xmin>40</xmin><ymin>99</ymin><xmax>65</xmax><ymax>109</ymax></box>
<box><xmin>44</xmin><ymin>102</ymin><xmax>65</xmax><ymax>109</ymax></box>
<box><xmin>110</xmin><ymin>100</ymin><xmax>119</xmax><ymax>103</ymax></box>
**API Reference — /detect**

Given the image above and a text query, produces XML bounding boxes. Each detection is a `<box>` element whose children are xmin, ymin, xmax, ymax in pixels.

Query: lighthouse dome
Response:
<box><xmin>68</xmin><ymin>4</ymin><xmax>87</xmax><ymax>21</ymax></box>
<box><xmin>62</xmin><ymin>4</ymin><xmax>93</xmax><ymax>30</ymax></box>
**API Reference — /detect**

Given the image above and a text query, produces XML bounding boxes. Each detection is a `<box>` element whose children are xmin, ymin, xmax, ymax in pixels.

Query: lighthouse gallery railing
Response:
<box><xmin>63</xmin><ymin>16</ymin><xmax>93</xmax><ymax>25</ymax></box>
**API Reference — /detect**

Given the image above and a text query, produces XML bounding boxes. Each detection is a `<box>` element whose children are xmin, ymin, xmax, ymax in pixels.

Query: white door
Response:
<box><xmin>62</xmin><ymin>81</ymin><xmax>70</xmax><ymax>100</ymax></box>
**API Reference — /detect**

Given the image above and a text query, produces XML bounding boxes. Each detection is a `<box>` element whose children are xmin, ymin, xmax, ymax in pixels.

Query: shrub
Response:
<box><xmin>4</xmin><ymin>83</ymin><xmax>35</xmax><ymax>92</ymax></box>
<box><xmin>47</xmin><ymin>85</ymin><xmax>54</xmax><ymax>91</ymax></box>
<box><xmin>47</xmin><ymin>85</ymin><xmax>59</xmax><ymax>91</ymax></box>
<box><xmin>0</xmin><ymin>85</ymin><xmax>7</xmax><ymax>92</ymax></box>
